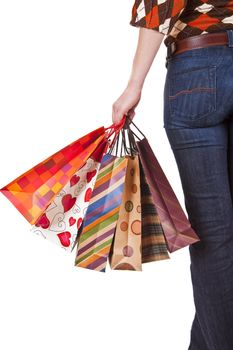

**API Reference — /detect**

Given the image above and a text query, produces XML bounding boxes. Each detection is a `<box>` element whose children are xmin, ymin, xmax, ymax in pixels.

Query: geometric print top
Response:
<box><xmin>130</xmin><ymin>0</ymin><xmax>233</xmax><ymax>47</ymax></box>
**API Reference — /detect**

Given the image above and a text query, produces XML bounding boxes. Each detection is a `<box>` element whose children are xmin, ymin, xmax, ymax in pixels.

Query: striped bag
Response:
<box><xmin>74</xmin><ymin>153</ymin><xmax>128</xmax><ymax>272</ymax></box>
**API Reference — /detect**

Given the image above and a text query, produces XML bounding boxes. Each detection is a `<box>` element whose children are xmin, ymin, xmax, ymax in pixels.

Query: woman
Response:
<box><xmin>112</xmin><ymin>1</ymin><xmax>233</xmax><ymax>349</ymax></box>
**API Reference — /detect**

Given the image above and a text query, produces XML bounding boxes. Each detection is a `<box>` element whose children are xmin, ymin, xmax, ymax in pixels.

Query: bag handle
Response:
<box><xmin>108</xmin><ymin>125</ymin><xmax>139</xmax><ymax>157</ymax></box>
<box><xmin>105</xmin><ymin>114</ymin><xmax>146</xmax><ymax>156</ymax></box>
<box><xmin>104</xmin><ymin>115</ymin><xmax>127</xmax><ymax>135</ymax></box>
<box><xmin>123</xmin><ymin>116</ymin><xmax>146</xmax><ymax>141</ymax></box>
<box><xmin>105</xmin><ymin>114</ymin><xmax>127</xmax><ymax>149</ymax></box>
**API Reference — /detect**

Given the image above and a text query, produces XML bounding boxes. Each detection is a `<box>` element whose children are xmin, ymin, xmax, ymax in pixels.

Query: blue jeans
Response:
<box><xmin>163</xmin><ymin>30</ymin><xmax>233</xmax><ymax>350</ymax></box>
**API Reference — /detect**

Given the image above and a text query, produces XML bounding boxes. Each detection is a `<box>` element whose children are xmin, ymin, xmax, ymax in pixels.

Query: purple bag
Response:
<box><xmin>125</xmin><ymin>118</ymin><xmax>200</xmax><ymax>253</ymax></box>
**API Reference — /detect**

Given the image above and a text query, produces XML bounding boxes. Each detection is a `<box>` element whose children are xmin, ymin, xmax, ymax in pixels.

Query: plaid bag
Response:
<box><xmin>139</xmin><ymin>159</ymin><xmax>170</xmax><ymax>263</ymax></box>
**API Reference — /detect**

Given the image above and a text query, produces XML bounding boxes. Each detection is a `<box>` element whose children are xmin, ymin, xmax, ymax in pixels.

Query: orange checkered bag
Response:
<box><xmin>0</xmin><ymin>118</ymin><xmax>126</xmax><ymax>228</ymax></box>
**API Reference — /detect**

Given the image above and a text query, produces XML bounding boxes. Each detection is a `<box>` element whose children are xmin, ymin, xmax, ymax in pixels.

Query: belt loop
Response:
<box><xmin>166</xmin><ymin>43</ymin><xmax>173</xmax><ymax>66</ymax></box>
<box><xmin>226</xmin><ymin>29</ymin><xmax>233</xmax><ymax>47</ymax></box>
<box><xmin>165</xmin><ymin>44</ymin><xmax>171</xmax><ymax>68</ymax></box>
<box><xmin>167</xmin><ymin>43</ymin><xmax>172</xmax><ymax>59</ymax></box>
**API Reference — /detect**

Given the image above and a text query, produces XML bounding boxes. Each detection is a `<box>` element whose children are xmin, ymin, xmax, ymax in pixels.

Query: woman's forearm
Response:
<box><xmin>112</xmin><ymin>27</ymin><xmax>165</xmax><ymax>124</ymax></box>
<box><xmin>127</xmin><ymin>28</ymin><xmax>165</xmax><ymax>89</ymax></box>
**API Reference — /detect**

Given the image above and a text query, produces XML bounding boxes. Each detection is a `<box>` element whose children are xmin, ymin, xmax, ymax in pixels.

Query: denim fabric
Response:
<box><xmin>163</xmin><ymin>30</ymin><xmax>233</xmax><ymax>350</ymax></box>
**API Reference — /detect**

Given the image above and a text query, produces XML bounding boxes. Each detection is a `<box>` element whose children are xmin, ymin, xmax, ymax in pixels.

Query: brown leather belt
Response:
<box><xmin>168</xmin><ymin>30</ymin><xmax>232</xmax><ymax>57</ymax></box>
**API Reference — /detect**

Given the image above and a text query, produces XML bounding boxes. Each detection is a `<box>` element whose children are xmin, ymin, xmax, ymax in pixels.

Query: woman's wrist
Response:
<box><xmin>127</xmin><ymin>78</ymin><xmax>144</xmax><ymax>91</ymax></box>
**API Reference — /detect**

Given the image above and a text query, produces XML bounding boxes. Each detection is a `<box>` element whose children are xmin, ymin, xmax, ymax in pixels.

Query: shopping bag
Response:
<box><xmin>128</xmin><ymin>120</ymin><xmax>200</xmax><ymax>253</ymax></box>
<box><xmin>109</xmin><ymin>154</ymin><xmax>142</xmax><ymax>271</ymax></box>
<box><xmin>139</xmin><ymin>158</ymin><xmax>170</xmax><ymax>263</ymax></box>
<box><xmin>74</xmin><ymin>153</ymin><xmax>128</xmax><ymax>272</ymax></box>
<box><xmin>0</xmin><ymin>126</ymin><xmax>106</xmax><ymax>225</ymax></box>
<box><xmin>30</xmin><ymin>138</ymin><xmax>108</xmax><ymax>251</ymax></box>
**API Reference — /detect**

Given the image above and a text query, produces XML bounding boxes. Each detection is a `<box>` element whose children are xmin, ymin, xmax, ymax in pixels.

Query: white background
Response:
<box><xmin>0</xmin><ymin>1</ymin><xmax>195</xmax><ymax>349</ymax></box>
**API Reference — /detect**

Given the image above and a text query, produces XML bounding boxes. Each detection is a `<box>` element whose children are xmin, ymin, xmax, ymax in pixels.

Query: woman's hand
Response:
<box><xmin>112</xmin><ymin>81</ymin><xmax>142</xmax><ymax>125</ymax></box>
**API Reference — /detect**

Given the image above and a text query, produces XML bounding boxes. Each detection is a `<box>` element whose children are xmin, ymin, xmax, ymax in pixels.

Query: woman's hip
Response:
<box><xmin>163</xmin><ymin>42</ymin><xmax>233</xmax><ymax>130</ymax></box>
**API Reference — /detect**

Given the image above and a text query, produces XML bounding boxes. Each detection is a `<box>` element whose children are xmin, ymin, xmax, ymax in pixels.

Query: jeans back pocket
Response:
<box><xmin>168</xmin><ymin>65</ymin><xmax>217</xmax><ymax>121</ymax></box>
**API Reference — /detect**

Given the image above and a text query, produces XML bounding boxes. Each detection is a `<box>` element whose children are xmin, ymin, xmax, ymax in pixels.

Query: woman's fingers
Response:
<box><xmin>126</xmin><ymin>109</ymin><xmax>136</xmax><ymax>121</ymax></box>
<box><xmin>112</xmin><ymin>85</ymin><xmax>142</xmax><ymax>125</ymax></box>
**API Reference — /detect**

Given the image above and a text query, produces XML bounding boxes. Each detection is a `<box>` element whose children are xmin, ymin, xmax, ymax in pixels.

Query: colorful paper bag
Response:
<box><xmin>30</xmin><ymin>156</ymin><xmax>101</xmax><ymax>251</ymax></box>
<box><xmin>109</xmin><ymin>154</ymin><xmax>142</xmax><ymax>271</ymax></box>
<box><xmin>0</xmin><ymin>127</ymin><xmax>106</xmax><ymax>225</ymax></box>
<box><xmin>74</xmin><ymin>153</ymin><xmax>128</xmax><ymax>272</ymax></box>
<box><xmin>139</xmin><ymin>158</ymin><xmax>170</xmax><ymax>263</ymax></box>
<box><xmin>136</xmin><ymin>137</ymin><xmax>200</xmax><ymax>252</ymax></box>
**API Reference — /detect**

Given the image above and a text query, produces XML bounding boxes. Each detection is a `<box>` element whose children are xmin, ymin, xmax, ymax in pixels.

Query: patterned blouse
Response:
<box><xmin>130</xmin><ymin>0</ymin><xmax>233</xmax><ymax>47</ymax></box>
